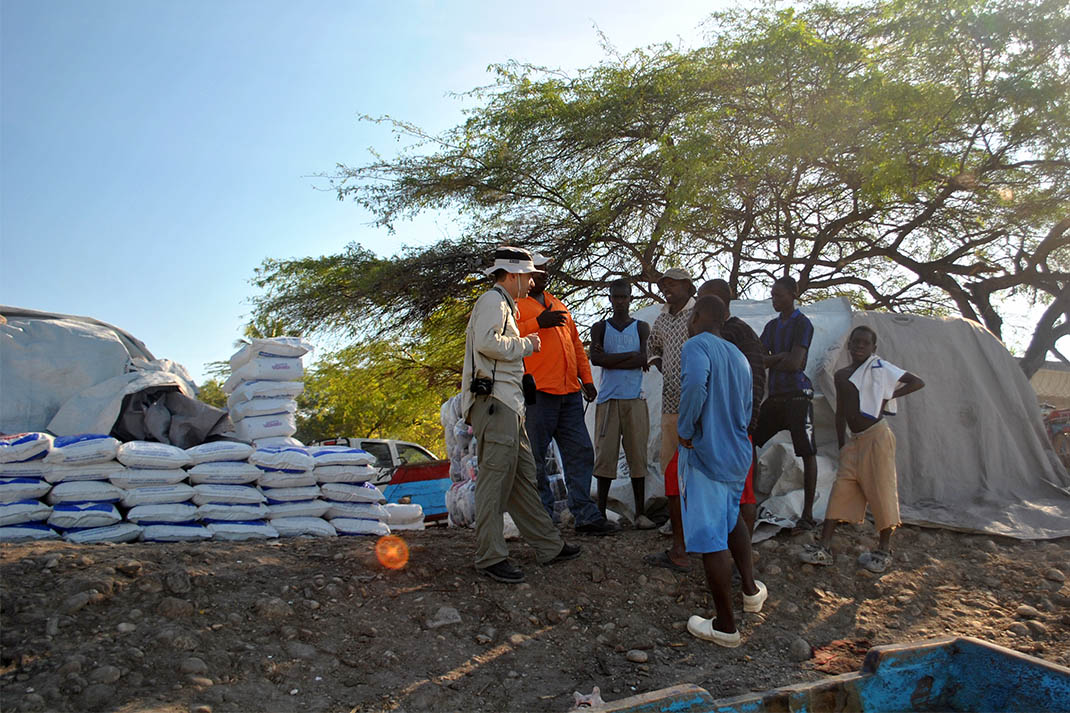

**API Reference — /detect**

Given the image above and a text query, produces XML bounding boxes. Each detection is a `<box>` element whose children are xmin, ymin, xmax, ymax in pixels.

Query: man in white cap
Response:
<box><xmin>462</xmin><ymin>246</ymin><xmax>582</xmax><ymax>583</ymax></box>
<box><xmin>518</xmin><ymin>252</ymin><xmax>619</xmax><ymax>535</ymax></box>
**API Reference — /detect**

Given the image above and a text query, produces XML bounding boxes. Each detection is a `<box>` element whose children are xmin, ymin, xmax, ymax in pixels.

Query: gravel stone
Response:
<box><xmin>1044</xmin><ymin>568</ymin><xmax>1065</xmax><ymax>583</ymax></box>
<box><xmin>790</xmin><ymin>637</ymin><xmax>811</xmax><ymax>661</ymax></box>
<box><xmin>179</xmin><ymin>657</ymin><xmax>208</xmax><ymax>675</ymax></box>
<box><xmin>425</xmin><ymin>606</ymin><xmax>462</xmax><ymax>629</ymax></box>
<box><xmin>254</xmin><ymin>597</ymin><xmax>293</xmax><ymax>620</ymax></box>
<box><xmin>1016</xmin><ymin>605</ymin><xmax>1041</xmax><ymax>619</ymax></box>
<box><xmin>158</xmin><ymin>597</ymin><xmax>194</xmax><ymax>618</ymax></box>
<box><xmin>88</xmin><ymin>665</ymin><xmax>122</xmax><ymax>684</ymax></box>
<box><xmin>625</xmin><ymin>649</ymin><xmax>649</xmax><ymax>663</ymax></box>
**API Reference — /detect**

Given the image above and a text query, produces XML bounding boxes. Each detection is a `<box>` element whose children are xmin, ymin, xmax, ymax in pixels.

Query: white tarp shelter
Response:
<box><xmin>0</xmin><ymin>306</ymin><xmax>197</xmax><ymax>436</ymax></box>
<box><xmin>587</xmin><ymin>298</ymin><xmax>1070</xmax><ymax>540</ymax></box>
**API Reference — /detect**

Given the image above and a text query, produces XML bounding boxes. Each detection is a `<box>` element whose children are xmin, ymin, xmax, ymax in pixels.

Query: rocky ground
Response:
<box><xmin>1</xmin><ymin>523</ymin><xmax>1067</xmax><ymax>713</ymax></box>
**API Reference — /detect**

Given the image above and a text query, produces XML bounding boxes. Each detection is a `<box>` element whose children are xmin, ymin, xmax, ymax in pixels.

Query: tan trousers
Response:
<box><xmin>659</xmin><ymin>412</ymin><xmax>679</xmax><ymax>478</ymax></box>
<box><xmin>470</xmin><ymin>395</ymin><xmax>563</xmax><ymax>568</ymax></box>
<box><xmin>594</xmin><ymin>398</ymin><xmax>650</xmax><ymax>479</ymax></box>
<box><xmin>825</xmin><ymin>419</ymin><xmax>900</xmax><ymax>531</ymax></box>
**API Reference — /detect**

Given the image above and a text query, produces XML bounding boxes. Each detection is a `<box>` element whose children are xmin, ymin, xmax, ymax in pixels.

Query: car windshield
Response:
<box><xmin>361</xmin><ymin>442</ymin><xmax>392</xmax><ymax>469</ymax></box>
<box><xmin>397</xmin><ymin>444</ymin><xmax>434</xmax><ymax>464</ymax></box>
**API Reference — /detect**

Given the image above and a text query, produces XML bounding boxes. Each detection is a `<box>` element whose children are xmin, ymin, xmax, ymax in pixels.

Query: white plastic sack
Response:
<box><xmin>44</xmin><ymin>462</ymin><xmax>124</xmax><ymax>483</ymax></box>
<box><xmin>126</xmin><ymin>502</ymin><xmax>199</xmax><ymax>524</ymax></box>
<box><xmin>224</xmin><ymin>357</ymin><xmax>303</xmax><ymax>392</ymax></box>
<box><xmin>446</xmin><ymin>479</ymin><xmax>476</xmax><ymax>528</ymax></box>
<box><xmin>43</xmin><ymin>434</ymin><xmax>120</xmax><ymax>466</ymax></box>
<box><xmin>314</xmin><ymin>465</ymin><xmax>376</xmax><ymax>484</ymax></box>
<box><xmin>229</xmin><ymin>337</ymin><xmax>312</xmax><ymax>369</ymax></box>
<box><xmin>320</xmin><ymin>482</ymin><xmax>386</xmax><ymax>504</ymax></box>
<box><xmin>109</xmin><ymin>468</ymin><xmax>188</xmax><ymax>489</ymax></box>
<box><xmin>332</xmin><ymin>518</ymin><xmax>390</xmax><ymax>536</ymax></box>
<box><xmin>226</xmin><ymin>379</ymin><xmax>305</xmax><ymax>407</ymax></box>
<box><xmin>249</xmin><ymin>447</ymin><xmax>314</xmax><ymax>473</ymax></box>
<box><xmin>0</xmin><ymin>523</ymin><xmax>59</xmax><ymax>542</ymax></box>
<box><xmin>184</xmin><ymin>441</ymin><xmax>255</xmax><ymax>465</ymax></box>
<box><xmin>0</xmin><ymin>478</ymin><xmax>52</xmax><ymax>503</ymax></box>
<box><xmin>383</xmin><ymin>503</ymin><xmax>424</xmax><ymax>525</ymax></box>
<box><xmin>65</xmin><ymin>522</ymin><xmax>141</xmax><ymax>544</ymax></box>
<box><xmin>266</xmin><ymin>499</ymin><xmax>330</xmax><ymax>519</ymax></box>
<box><xmin>206</xmin><ymin>520</ymin><xmax>278</xmax><ymax>541</ymax></box>
<box><xmin>235</xmin><ymin>412</ymin><xmax>297</xmax><ymax>442</ymax></box>
<box><xmin>0</xmin><ymin>461</ymin><xmax>50</xmax><ymax>479</ymax></box>
<box><xmin>0</xmin><ymin>432</ymin><xmax>53</xmax><ymax>463</ymax></box>
<box><xmin>192</xmin><ymin>484</ymin><xmax>266</xmax><ymax>505</ymax></box>
<box><xmin>261</xmin><ymin>485</ymin><xmax>321</xmax><ymax>502</ymax></box>
<box><xmin>120</xmin><ymin>484</ymin><xmax>195</xmax><ymax>507</ymax></box>
<box><xmin>325</xmin><ymin>501</ymin><xmax>388</xmax><ymax>521</ymax></box>
<box><xmin>187</xmin><ymin>461</ymin><xmax>261</xmax><ymax>485</ymax></box>
<box><xmin>230</xmin><ymin>396</ymin><xmax>297</xmax><ymax>423</ymax></box>
<box><xmin>391</xmin><ymin>520</ymin><xmax>426</xmax><ymax>531</ymax></box>
<box><xmin>48</xmin><ymin>503</ymin><xmax>122</xmax><ymax>529</ymax></box>
<box><xmin>197</xmin><ymin>502</ymin><xmax>270</xmax><ymax>521</ymax></box>
<box><xmin>47</xmin><ymin>480</ymin><xmax>122</xmax><ymax>504</ymax></box>
<box><xmin>272</xmin><ymin>517</ymin><xmax>336</xmax><ymax>538</ymax></box>
<box><xmin>0</xmin><ymin>500</ymin><xmax>52</xmax><ymax>526</ymax></box>
<box><xmin>258</xmin><ymin>470</ymin><xmax>317</xmax><ymax>489</ymax></box>
<box><xmin>310</xmin><ymin>446</ymin><xmax>375</xmax><ymax>467</ymax></box>
<box><xmin>253</xmin><ymin>436</ymin><xmax>305</xmax><ymax>449</ymax></box>
<box><xmin>117</xmin><ymin>441</ymin><xmax>191</xmax><ymax>469</ymax></box>
<box><xmin>140</xmin><ymin>523</ymin><xmax>213</xmax><ymax>542</ymax></box>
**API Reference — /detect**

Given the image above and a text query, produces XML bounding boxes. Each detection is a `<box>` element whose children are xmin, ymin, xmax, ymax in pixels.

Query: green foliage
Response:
<box><xmin>196</xmin><ymin>378</ymin><xmax>228</xmax><ymax>409</ymax></box>
<box><xmin>254</xmin><ymin>0</ymin><xmax>1068</xmax><ymax>377</ymax></box>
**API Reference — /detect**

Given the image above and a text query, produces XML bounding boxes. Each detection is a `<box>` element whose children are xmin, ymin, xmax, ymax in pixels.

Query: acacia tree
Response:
<box><xmin>254</xmin><ymin>0</ymin><xmax>1069</xmax><ymax>375</ymax></box>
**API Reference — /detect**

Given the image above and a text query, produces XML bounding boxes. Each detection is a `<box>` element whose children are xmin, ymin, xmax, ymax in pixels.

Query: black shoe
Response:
<box><xmin>575</xmin><ymin>518</ymin><xmax>621</xmax><ymax>536</ymax></box>
<box><xmin>479</xmin><ymin>559</ymin><xmax>525</xmax><ymax>583</ymax></box>
<box><xmin>546</xmin><ymin>542</ymin><xmax>582</xmax><ymax>565</ymax></box>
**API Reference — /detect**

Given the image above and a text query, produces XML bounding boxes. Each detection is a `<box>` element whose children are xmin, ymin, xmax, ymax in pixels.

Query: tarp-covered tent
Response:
<box><xmin>586</xmin><ymin>298</ymin><xmax>1070</xmax><ymax>540</ymax></box>
<box><xmin>1</xmin><ymin>306</ymin><xmax>229</xmax><ymax>446</ymax></box>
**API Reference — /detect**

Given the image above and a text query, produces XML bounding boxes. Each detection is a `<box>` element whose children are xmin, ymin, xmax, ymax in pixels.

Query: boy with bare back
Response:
<box><xmin>801</xmin><ymin>326</ymin><xmax>924</xmax><ymax>573</ymax></box>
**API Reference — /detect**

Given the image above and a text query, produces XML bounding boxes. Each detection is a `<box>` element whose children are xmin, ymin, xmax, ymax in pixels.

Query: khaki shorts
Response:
<box><xmin>825</xmin><ymin>419</ymin><xmax>900</xmax><ymax>531</ymax></box>
<box><xmin>593</xmin><ymin>398</ymin><xmax>650</xmax><ymax>479</ymax></box>
<box><xmin>659</xmin><ymin>412</ymin><xmax>678</xmax><ymax>479</ymax></box>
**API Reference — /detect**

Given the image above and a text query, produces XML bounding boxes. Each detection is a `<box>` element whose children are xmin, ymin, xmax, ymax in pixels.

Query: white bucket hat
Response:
<box><xmin>482</xmin><ymin>246</ymin><xmax>544</xmax><ymax>276</ymax></box>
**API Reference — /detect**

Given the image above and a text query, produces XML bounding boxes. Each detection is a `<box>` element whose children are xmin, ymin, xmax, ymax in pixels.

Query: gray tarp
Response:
<box><xmin>582</xmin><ymin>299</ymin><xmax>1069</xmax><ymax>540</ymax></box>
<box><xmin>0</xmin><ymin>306</ymin><xmax>225</xmax><ymax>445</ymax></box>
<box><xmin>811</xmin><ymin>312</ymin><xmax>1070</xmax><ymax>540</ymax></box>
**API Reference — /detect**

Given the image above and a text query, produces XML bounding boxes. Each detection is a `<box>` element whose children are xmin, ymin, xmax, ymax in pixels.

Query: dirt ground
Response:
<box><xmin>1</xmin><ymin>523</ymin><xmax>1068</xmax><ymax>713</ymax></box>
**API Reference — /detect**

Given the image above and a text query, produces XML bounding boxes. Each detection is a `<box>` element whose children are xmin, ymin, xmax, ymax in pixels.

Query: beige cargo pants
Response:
<box><xmin>469</xmin><ymin>395</ymin><xmax>563</xmax><ymax>569</ymax></box>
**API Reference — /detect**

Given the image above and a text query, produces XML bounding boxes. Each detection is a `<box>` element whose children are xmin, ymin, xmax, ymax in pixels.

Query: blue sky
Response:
<box><xmin>2</xmin><ymin>0</ymin><xmax>717</xmax><ymax>382</ymax></box>
<box><xmin>1</xmin><ymin>1</ymin><xmax>1059</xmax><ymax>383</ymax></box>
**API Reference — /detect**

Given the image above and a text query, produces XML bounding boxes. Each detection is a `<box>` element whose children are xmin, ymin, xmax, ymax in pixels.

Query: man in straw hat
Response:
<box><xmin>462</xmin><ymin>246</ymin><xmax>582</xmax><ymax>583</ymax></box>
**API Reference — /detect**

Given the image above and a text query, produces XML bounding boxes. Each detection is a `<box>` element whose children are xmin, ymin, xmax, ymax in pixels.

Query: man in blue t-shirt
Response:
<box><xmin>755</xmin><ymin>276</ymin><xmax>819</xmax><ymax>531</ymax></box>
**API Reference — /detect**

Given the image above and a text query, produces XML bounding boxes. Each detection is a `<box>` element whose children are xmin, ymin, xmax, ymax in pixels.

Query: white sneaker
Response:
<box><xmin>743</xmin><ymin>580</ymin><xmax>768</xmax><ymax>613</ymax></box>
<box><xmin>659</xmin><ymin>520</ymin><xmax>673</xmax><ymax>536</ymax></box>
<box><xmin>635</xmin><ymin>515</ymin><xmax>657</xmax><ymax>530</ymax></box>
<box><xmin>686</xmin><ymin>615</ymin><xmax>741</xmax><ymax>647</ymax></box>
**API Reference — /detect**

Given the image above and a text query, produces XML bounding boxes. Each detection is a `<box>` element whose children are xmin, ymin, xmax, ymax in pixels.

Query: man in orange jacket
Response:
<box><xmin>518</xmin><ymin>253</ymin><xmax>620</xmax><ymax>536</ymax></box>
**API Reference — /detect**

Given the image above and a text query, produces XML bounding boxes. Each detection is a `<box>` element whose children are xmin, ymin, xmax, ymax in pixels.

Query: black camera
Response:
<box><xmin>470</xmin><ymin>377</ymin><xmax>494</xmax><ymax>396</ymax></box>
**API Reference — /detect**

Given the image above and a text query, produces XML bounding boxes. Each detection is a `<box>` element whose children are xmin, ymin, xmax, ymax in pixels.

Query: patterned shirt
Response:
<box><xmin>649</xmin><ymin>298</ymin><xmax>695</xmax><ymax>414</ymax></box>
<box><xmin>760</xmin><ymin>309</ymin><xmax>814</xmax><ymax>396</ymax></box>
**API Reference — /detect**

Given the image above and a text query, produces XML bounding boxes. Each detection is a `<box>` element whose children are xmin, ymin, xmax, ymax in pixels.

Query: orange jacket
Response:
<box><xmin>517</xmin><ymin>292</ymin><xmax>594</xmax><ymax>395</ymax></box>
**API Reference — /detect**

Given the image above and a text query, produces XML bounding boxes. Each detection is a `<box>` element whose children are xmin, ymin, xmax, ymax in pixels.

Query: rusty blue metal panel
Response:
<box><xmin>599</xmin><ymin>637</ymin><xmax>1070</xmax><ymax>713</ymax></box>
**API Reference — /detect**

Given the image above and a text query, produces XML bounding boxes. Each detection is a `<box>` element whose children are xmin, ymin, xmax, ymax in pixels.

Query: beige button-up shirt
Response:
<box><xmin>462</xmin><ymin>286</ymin><xmax>536</xmax><ymax>419</ymax></box>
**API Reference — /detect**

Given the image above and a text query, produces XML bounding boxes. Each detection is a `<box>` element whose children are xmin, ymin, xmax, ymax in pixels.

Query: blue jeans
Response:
<box><xmin>525</xmin><ymin>390</ymin><xmax>602</xmax><ymax>527</ymax></box>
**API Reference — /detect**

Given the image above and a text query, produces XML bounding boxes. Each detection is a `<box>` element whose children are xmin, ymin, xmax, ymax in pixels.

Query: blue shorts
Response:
<box><xmin>678</xmin><ymin>449</ymin><xmax>743</xmax><ymax>554</ymax></box>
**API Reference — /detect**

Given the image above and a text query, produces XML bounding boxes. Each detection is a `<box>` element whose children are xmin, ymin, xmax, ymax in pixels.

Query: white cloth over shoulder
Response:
<box><xmin>848</xmin><ymin>354</ymin><xmax>906</xmax><ymax>419</ymax></box>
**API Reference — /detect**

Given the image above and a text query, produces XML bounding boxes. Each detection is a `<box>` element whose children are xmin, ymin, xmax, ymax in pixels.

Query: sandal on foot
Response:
<box><xmin>743</xmin><ymin>580</ymin><xmax>768</xmax><ymax>613</ymax></box>
<box><xmin>800</xmin><ymin>544</ymin><xmax>833</xmax><ymax>566</ymax></box>
<box><xmin>643</xmin><ymin>550</ymin><xmax>689</xmax><ymax>573</ymax></box>
<box><xmin>686</xmin><ymin>615</ymin><xmax>741</xmax><ymax>647</ymax></box>
<box><xmin>858</xmin><ymin>549</ymin><xmax>891</xmax><ymax>573</ymax></box>
<box><xmin>790</xmin><ymin>517</ymin><xmax>818</xmax><ymax>535</ymax></box>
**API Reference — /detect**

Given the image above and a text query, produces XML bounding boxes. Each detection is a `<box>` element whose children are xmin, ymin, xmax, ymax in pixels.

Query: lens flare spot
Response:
<box><xmin>376</xmin><ymin>534</ymin><xmax>409</xmax><ymax>570</ymax></box>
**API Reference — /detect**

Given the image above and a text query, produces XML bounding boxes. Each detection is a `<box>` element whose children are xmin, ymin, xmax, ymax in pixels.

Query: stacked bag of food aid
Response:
<box><xmin>43</xmin><ymin>435</ymin><xmax>140</xmax><ymax>543</ymax></box>
<box><xmin>223</xmin><ymin>337</ymin><xmax>311</xmax><ymax>447</ymax></box>
<box><xmin>246</xmin><ymin>445</ymin><xmax>319</xmax><ymax>538</ymax></box>
<box><xmin>312</xmin><ymin>444</ymin><xmax>390</xmax><ymax>536</ymax></box>
<box><xmin>109</xmin><ymin>441</ymin><xmax>200</xmax><ymax>542</ymax></box>
<box><xmin>0</xmin><ymin>433</ymin><xmax>56</xmax><ymax>541</ymax></box>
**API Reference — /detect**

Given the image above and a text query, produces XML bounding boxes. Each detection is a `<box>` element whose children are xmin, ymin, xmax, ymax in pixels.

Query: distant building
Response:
<box><xmin>1028</xmin><ymin>361</ymin><xmax>1070</xmax><ymax>411</ymax></box>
